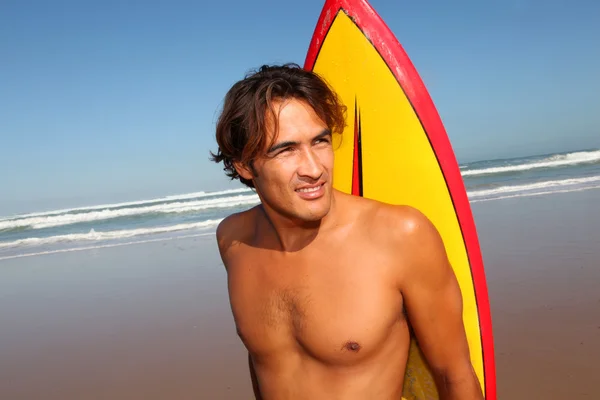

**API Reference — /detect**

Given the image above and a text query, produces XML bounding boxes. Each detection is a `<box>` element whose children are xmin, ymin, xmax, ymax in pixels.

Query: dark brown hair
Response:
<box><xmin>210</xmin><ymin>63</ymin><xmax>347</xmax><ymax>188</ymax></box>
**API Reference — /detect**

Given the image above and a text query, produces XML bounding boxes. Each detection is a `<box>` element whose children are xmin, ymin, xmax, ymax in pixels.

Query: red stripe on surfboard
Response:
<box><xmin>304</xmin><ymin>1</ymin><xmax>496</xmax><ymax>398</ymax></box>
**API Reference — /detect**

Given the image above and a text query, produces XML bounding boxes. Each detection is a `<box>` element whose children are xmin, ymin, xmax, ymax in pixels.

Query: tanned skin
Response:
<box><xmin>216</xmin><ymin>98</ymin><xmax>483</xmax><ymax>399</ymax></box>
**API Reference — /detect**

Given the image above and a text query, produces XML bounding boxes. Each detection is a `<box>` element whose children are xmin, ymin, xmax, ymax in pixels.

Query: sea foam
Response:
<box><xmin>0</xmin><ymin>188</ymin><xmax>253</xmax><ymax>222</ymax></box>
<box><xmin>0</xmin><ymin>194</ymin><xmax>259</xmax><ymax>231</ymax></box>
<box><xmin>0</xmin><ymin>219</ymin><xmax>223</xmax><ymax>249</ymax></box>
<box><xmin>470</xmin><ymin>184</ymin><xmax>600</xmax><ymax>203</ymax></box>
<box><xmin>0</xmin><ymin>232</ymin><xmax>215</xmax><ymax>261</ymax></box>
<box><xmin>467</xmin><ymin>175</ymin><xmax>600</xmax><ymax>198</ymax></box>
<box><xmin>462</xmin><ymin>150</ymin><xmax>600</xmax><ymax>177</ymax></box>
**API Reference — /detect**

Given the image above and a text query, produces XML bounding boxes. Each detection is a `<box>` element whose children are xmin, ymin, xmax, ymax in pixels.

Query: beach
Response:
<box><xmin>473</xmin><ymin>188</ymin><xmax>600</xmax><ymax>399</ymax></box>
<box><xmin>0</xmin><ymin>186</ymin><xmax>598</xmax><ymax>399</ymax></box>
<box><xmin>0</xmin><ymin>234</ymin><xmax>252</xmax><ymax>399</ymax></box>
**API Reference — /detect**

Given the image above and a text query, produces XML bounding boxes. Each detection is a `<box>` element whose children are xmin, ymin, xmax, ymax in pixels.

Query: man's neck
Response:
<box><xmin>257</xmin><ymin>195</ymin><xmax>337</xmax><ymax>253</ymax></box>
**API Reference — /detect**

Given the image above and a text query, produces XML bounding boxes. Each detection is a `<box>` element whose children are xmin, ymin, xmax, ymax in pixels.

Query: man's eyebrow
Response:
<box><xmin>267</xmin><ymin>140</ymin><xmax>298</xmax><ymax>154</ymax></box>
<box><xmin>267</xmin><ymin>129</ymin><xmax>331</xmax><ymax>154</ymax></box>
<box><xmin>313</xmin><ymin>129</ymin><xmax>332</xmax><ymax>141</ymax></box>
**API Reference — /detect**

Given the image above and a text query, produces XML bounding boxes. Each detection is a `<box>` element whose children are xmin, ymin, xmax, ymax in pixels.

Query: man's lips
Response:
<box><xmin>295</xmin><ymin>184</ymin><xmax>323</xmax><ymax>193</ymax></box>
<box><xmin>295</xmin><ymin>183</ymin><xmax>326</xmax><ymax>199</ymax></box>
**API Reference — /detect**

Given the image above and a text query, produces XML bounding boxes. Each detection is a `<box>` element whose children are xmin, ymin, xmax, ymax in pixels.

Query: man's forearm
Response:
<box><xmin>435</xmin><ymin>369</ymin><xmax>484</xmax><ymax>400</ymax></box>
<box><xmin>439</xmin><ymin>380</ymin><xmax>484</xmax><ymax>400</ymax></box>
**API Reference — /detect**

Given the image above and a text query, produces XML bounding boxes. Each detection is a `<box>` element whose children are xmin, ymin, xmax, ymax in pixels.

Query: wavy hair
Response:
<box><xmin>210</xmin><ymin>63</ymin><xmax>347</xmax><ymax>188</ymax></box>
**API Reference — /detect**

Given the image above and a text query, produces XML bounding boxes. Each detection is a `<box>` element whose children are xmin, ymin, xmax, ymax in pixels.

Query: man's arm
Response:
<box><xmin>395</xmin><ymin>207</ymin><xmax>483</xmax><ymax>400</ymax></box>
<box><xmin>248</xmin><ymin>353</ymin><xmax>263</xmax><ymax>400</ymax></box>
<box><xmin>217</xmin><ymin>215</ymin><xmax>263</xmax><ymax>399</ymax></box>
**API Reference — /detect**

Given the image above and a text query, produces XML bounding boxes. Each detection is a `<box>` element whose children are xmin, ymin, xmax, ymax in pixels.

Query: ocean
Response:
<box><xmin>1</xmin><ymin>148</ymin><xmax>599</xmax><ymax>261</ymax></box>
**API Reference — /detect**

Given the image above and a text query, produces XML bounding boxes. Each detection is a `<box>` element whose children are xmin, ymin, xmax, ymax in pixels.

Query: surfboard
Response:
<box><xmin>304</xmin><ymin>1</ymin><xmax>496</xmax><ymax>398</ymax></box>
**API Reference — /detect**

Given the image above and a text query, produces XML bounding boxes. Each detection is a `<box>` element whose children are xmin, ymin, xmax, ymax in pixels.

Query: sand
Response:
<box><xmin>1</xmin><ymin>188</ymin><xmax>599</xmax><ymax>399</ymax></box>
<box><xmin>0</xmin><ymin>234</ymin><xmax>251</xmax><ymax>399</ymax></box>
<box><xmin>472</xmin><ymin>188</ymin><xmax>600</xmax><ymax>399</ymax></box>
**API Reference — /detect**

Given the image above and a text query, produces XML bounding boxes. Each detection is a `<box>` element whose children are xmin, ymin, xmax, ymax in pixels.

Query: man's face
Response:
<box><xmin>238</xmin><ymin>98</ymin><xmax>335</xmax><ymax>224</ymax></box>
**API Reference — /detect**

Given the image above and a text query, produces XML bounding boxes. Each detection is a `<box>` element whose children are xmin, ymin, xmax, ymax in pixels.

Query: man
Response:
<box><xmin>211</xmin><ymin>63</ymin><xmax>483</xmax><ymax>399</ymax></box>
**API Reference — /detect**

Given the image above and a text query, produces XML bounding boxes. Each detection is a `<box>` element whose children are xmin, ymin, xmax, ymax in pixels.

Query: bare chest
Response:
<box><xmin>227</xmin><ymin>250</ymin><xmax>405</xmax><ymax>365</ymax></box>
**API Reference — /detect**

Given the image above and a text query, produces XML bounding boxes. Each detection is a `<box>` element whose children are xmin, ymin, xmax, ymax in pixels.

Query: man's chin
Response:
<box><xmin>299</xmin><ymin>202</ymin><xmax>332</xmax><ymax>223</ymax></box>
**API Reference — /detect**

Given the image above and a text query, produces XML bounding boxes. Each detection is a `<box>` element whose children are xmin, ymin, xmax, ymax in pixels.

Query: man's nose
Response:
<box><xmin>297</xmin><ymin>148</ymin><xmax>323</xmax><ymax>179</ymax></box>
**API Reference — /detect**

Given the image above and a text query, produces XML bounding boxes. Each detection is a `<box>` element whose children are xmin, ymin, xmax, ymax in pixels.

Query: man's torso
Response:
<box><xmin>219</xmin><ymin>193</ymin><xmax>413</xmax><ymax>399</ymax></box>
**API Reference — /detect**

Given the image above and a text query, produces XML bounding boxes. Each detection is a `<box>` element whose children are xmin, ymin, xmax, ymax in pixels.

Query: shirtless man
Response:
<box><xmin>211</xmin><ymin>64</ymin><xmax>483</xmax><ymax>399</ymax></box>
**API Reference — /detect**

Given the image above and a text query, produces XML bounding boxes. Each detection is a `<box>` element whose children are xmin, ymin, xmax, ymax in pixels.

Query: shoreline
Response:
<box><xmin>0</xmin><ymin>231</ymin><xmax>216</xmax><ymax>262</ymax></box>
<box><xmin>3</xmin><ymin>185</ymin><xmax>599</xmax><ymax>262</ymax></box>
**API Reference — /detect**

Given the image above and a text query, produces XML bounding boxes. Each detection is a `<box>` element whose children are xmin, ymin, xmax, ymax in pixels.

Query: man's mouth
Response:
<box><xmin>295</xmin><ymin>183</ymin><xmax>326</xmax><ymax>199</ymax></box>
<box><xmin>296</xmin><ymin>184</ymin><xmax>323</xmax><ymax>193</ymax></box>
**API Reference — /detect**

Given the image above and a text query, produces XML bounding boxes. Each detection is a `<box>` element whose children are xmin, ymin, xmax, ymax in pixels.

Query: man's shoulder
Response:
<box><xmin>352</xmin><ymin>196</ymin><xmax>436</xmax><ymax>241</ymax></box>
<box><xmin>380</xmin><ymin>203</ymin><xmax>436</xmax><ymax>239</ymax></box>
<box><xmin>352</xmin><ymin>198</ymin><xmax>445</xmax><ymax>264</ymax></box>
<box><xmin>216</xmin><ymin>205</ymin><xmax>260</xmax><ymax>256</ymax></box>
<box><xmin>367</xmin><ymin>201</ymin><xmax>450</xmax><ymax>280</ymax></box>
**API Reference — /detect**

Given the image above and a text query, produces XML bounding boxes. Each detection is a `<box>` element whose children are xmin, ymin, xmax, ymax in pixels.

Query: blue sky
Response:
<box><xmin>1</xmin><ymin>0</ymin><xmax>599</xmax><ymax>214</ymax></box>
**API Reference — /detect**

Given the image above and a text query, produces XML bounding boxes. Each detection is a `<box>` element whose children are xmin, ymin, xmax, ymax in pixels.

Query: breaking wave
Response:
<box><xmin>462</xmin><ymin>150</ymin><xmax>600</xmax><ymax>177</ymax></box>
<box><xmin>467</xmin><ymin>175</ymin><xmax>600</xmax><ymax>198</ymax></box>
<box><xmin>0</xmin><ymin>188</ymin><xmax>252</xmax><ymax>222</ymax></box>
<box><xmin>0</xmin><ymin>219</ymin><xmax>223</xmax><ymax>250</ymax></box>
<box><xmin>0</xmin><ymin>194</ymin><xmax>259</xmax><ymax>232</ymax></box>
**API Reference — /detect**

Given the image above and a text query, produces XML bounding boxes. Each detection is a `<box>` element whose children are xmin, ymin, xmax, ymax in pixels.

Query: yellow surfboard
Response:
<box><xmin>305</xmin><ymin>1</ymin><xmax>496</xmax><ymax>399</ymax></box>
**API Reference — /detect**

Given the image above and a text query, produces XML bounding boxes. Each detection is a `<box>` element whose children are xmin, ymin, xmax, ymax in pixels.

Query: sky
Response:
<box><xmin>1</xmin><ymin>0</ymin><xmax>599</xmax><ymax>214</ymax></box>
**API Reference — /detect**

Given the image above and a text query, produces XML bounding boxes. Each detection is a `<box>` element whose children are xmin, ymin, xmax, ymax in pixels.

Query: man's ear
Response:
<box><xmin>233</xmin><ymin>160</ymin><xmax>254</xmax><ymax>181</ymax></box>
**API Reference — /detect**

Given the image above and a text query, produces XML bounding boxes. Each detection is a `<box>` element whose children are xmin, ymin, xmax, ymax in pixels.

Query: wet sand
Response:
<box><xmin>472</xmin><ymin>189</ymin><xmax>600</xmax><ymax>399</ymax></box>
<box><xmin>1</xmin><ymin>188</ymin><xmax>599</xmax><ymax>399</ymax></box>
<box><xmin>0</xmin><ymin>234</ymin><xmax>252</xmax><ymax>399</ymax></box>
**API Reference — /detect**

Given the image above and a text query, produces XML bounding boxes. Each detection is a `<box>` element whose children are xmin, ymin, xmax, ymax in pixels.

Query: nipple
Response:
<box><xmin>343</xmin><ymin>341</ymin><xmax>361</xmax><ymax>352</ymax></box>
